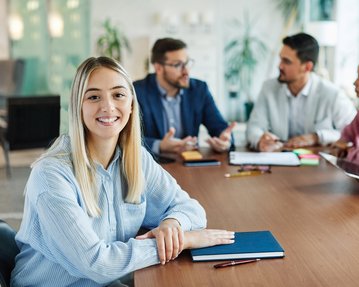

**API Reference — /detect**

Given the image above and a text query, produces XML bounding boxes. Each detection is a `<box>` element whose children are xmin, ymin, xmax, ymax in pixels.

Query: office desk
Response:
<box><xmin>135</xmin><ymin>150</ymin><xmax>359</xmax><ymax>287</ymax></box>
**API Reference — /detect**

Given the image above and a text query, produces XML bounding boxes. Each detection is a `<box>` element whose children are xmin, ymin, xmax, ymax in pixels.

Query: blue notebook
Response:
<box><xmin>190</xmin><ymin>230</ymin><xmax>285</xmax><ymax>261</ymax></box>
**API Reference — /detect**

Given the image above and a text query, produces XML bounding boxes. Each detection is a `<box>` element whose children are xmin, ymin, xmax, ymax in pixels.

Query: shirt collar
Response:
<box><xmin>156</xmin><ymin>78</ymin><xmax>183</xmax><ymax>100</ymax></box>
<box><xmin>95</xmin><ymin>146</ymin><xmax>122</xmax><ymax>175</ymax></box>
<box><xmin>285</xmin><ymin>75</ymin><xmax>312</xmax><ymax>98</ymax></box>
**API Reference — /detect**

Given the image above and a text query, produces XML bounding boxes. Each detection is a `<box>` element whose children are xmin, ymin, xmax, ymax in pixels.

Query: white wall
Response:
<box><xmin>334</xmin><ymin>0</ymin><xmax>359</xmax><ymax>100</ymax></box>
<box><xmin>219</xmin><ymin>0</ymin><xmax>286</xmax><ymax>120</ymax></box>
<box><xmin>2</xmin><ymin>0</ymin><xmax>356</xmax><ymax>117</ymax></box>
<box><xmin>0</xmin><ymin>0</ymin><xmax>9</xmax><ymax>59</ymax></box>
<box><xmin>91</xmin><ymin>0</ymin><xmax>287</xmax><ymax>120</ymax></box>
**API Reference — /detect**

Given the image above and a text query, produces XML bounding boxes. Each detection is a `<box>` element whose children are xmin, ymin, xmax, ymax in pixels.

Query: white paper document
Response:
<box><xmin>229</xmin><ymin>151</ymin><xmax>300</xmax><ymax>166</ymax></box>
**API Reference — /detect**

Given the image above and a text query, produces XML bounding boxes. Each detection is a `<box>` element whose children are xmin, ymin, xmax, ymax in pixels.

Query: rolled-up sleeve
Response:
<box><xmin>141</xmin><ymin>148</ymin><xmax>207</xmax><ymax>231</ymax></box>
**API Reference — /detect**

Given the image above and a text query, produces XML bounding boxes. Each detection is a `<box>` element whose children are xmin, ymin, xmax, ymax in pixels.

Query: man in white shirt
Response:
<box><xmin>246</xmin><ymin>33</ymin><xmax>356</xmax><ymax>152</ymax></box>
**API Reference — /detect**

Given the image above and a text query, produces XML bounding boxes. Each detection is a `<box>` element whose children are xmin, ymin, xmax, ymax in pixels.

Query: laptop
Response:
<box><xmin>319</xmin><ymin>152</ymin><xmax>359</xmax><ymax>179</ymax></box>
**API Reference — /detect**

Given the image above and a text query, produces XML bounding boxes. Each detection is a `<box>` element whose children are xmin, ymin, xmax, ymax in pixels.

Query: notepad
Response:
<box><xmin>190</xmin><ymin>230</ymin><xmax>285</xmax><ymax>261</ymax></box>
<box><xmin>299</xmin><ymin>154</ymin><xmax>320</xmax><ymax>166</ymax></box>
<box><xmin>292</xmin><ymin>148</ymin><xmax>314</xmax><ymax>155</ymax></box>
<box><xmin>181</xmin><ymin>150</ymin><xmax>203</xmax><ymax>160</ymax></box>
<box><xmin>292</xmin><ymin>149</ymin><xmax>320</xmax><ymax>166</ymax></box>
<box><xmin>229</xmin><ymin>151</ymin><xmax>300</xmax><ymax>166</ymax></box>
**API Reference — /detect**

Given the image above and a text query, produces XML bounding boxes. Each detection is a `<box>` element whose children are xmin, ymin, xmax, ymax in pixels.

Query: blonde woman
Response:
<box><xmin>11</xmin><ymin>57</ymin><xmax>234</xmax><ymax>287</ymax></box>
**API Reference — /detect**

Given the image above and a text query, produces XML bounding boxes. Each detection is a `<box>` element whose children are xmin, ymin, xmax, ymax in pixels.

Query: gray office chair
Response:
<box><xmin>0</xmin><ymin>59</ymin><xmax>25</xmax><ymax>112</ymax></box>
<box><xmin>0</xmin><ymin>220</ymin><xmax>19</xmax><ymax>287</ymax></box>
<box><xmin>0</xmin><ymin>59</ymin><xmax>25</xmax><ymax>177</ymax></box>
<box><xmin>0</xmin><ymin>125</ymin><xmax>10</xmax><ymax>177</ymax></box>
<box><xmin>0</xmin><ymin>59</ymin><xmax>24</xmax><ymax>94</ymax></box>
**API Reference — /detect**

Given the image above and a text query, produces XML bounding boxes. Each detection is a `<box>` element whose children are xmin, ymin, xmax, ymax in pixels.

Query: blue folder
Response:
<box><xmin>191</xmin><ymin>230</ymin><xmax>285</xmax><ymax>262</ymax></box>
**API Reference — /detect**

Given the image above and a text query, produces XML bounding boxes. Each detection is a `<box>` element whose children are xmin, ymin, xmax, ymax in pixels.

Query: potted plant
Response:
<box><xmin>224</xmin><ymin>13</ymin><xmax>267</xmax><ymax>121</ymax></box>
<box><xmin>276</xmin><ymin>0</ymin><xmax>304</xmax><ymax>30</ymax></box>
<box><xmin>96</xmin><ymin>19</ymin><xmax>131</xmax><ymax>63</ymax></box>
<box><xmin>265</xmin><ymin>0</ymin><xmax>304</xmax><ymax>76</ymax></box>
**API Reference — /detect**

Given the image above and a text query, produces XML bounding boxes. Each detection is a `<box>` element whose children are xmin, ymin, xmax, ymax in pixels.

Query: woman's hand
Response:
<box><xmin>183</xmin><ymin>229</ymin><xmax>235</xmax><ymax>249</ymax></box>
<box><xmin>136</xmin><ymin>219</ymin><xmax>184</xmax><ymax>265</ymax></box>
<box><xmin>137</xmin><ymin>223</ymin><xmax>235</xmax><ymax>265</ymax></box>
<box><xmin>331</xmin><ymin>139</ymin><xmax>353</xmax><ymax>158</ymax></box>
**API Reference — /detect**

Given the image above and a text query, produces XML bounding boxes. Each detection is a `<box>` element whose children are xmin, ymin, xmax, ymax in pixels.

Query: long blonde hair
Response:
<box><xmin>41</xmin><ymin>57</ymin><xmax>144</xmax><ymax>217</ymax></box>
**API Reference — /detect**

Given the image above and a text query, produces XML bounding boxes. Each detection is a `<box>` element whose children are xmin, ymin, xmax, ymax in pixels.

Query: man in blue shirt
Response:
<box><xmin>134</xmin><ymin>38</ymin><xmax>235</xmax><ymax>154</ymax></box>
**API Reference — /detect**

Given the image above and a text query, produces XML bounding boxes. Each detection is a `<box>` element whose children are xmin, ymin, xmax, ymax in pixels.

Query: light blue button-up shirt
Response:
<box><xmin>11</xmin><ymin>135</ymin><xmax>206</xmax><ymax>286</ymax></box>
<box><xmin>151</xmin><ymin>81</ymin><xmax>184</xmax><ymax>154</ymax></box>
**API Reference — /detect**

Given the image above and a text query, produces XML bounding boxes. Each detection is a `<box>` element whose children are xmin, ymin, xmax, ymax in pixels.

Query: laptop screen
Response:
<box><xmin>337</xmin><ymin>158</ymin><xmax>359</xmax><ymax>179</ymax></box>
<box><xmin>320</xmin><ymin>152</ymin><xmax>359</xmax><ymax>180</ymax></box>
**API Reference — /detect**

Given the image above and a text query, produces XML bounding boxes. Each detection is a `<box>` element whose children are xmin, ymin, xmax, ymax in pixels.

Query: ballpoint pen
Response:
<box><xmin>224</xmin><ymin>170</ymin><xmax>264</xmax><ymax>178</ymax></box>
<box><xmin>214</xmin><ymin>259</ymin><xmax>260</xmax><ymax>268</ymax></box>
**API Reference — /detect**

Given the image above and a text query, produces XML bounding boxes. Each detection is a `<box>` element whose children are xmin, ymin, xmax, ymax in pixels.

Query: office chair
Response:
<box><xmin>0</xmin><ymin>59</ymin><xmax>25</xmax><ymax>113</ymax></box>
<box><xmin>0</xmin><ymin>95</ymin><xmax>60</xmax><ymax>177</ymax></box>
<box><xmin>0</xmin><ymin>59</ymin><xmax>25</xmax><ymax>94</ymax></box>
<box><xmin>0</xmin><ymin>220</ymin><xmax>19</xmax><ymax>287</ymax></box>
<box><xmin>0</xmin><ymin>125</ymin><xmax>10</xmax><ymax>177</ymax></box>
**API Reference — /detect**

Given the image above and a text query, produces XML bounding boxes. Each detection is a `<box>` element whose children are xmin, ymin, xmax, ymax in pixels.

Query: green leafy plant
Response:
<box><xmin>276</xmin><ymin>0</ymin><xmax>304</xmax><ymax>27</ymax></box>
<box><xmin>224</xmin><ymin>14</ymin><xmax>267</xmax><ymax>103</ymax></box>
<box><xmin>96</xmin><ymin>19</ymin><xmax>131</xmax><ymax>62</ymax></box>
<box><xmin>265</xmin><ymin>0</ymin><xmax>305</xmax><ymax>76</ymax></box>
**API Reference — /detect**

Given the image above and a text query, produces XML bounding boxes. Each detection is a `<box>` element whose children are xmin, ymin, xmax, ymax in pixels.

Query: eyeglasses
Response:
<box><xmin>237</xmin><ymin>165</ymin><xmax>271</xmax><ymax>173</ymax></box>
<box><xmin>160</xmin><ymin>59</ymin><xmax>195</xmax><ymax>71</ymax></box>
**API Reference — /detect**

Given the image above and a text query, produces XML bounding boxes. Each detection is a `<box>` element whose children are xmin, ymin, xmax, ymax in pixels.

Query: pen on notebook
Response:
<box><xmin>224</xmin><ymin>170</ymin><xmax>264</xmax><ymax>178</ymax></box>
<box><xmin>214</xmin><ymin>259</ymin><xmax>260</xmax><ymax>268</ymax></box>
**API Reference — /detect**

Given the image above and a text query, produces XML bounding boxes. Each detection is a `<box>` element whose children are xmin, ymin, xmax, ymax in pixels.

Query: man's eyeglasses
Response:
<box><xmin>237</xmin><ymin>165</ymin><xmax>271</xmax><ymax>173</ymax></box>
<box><xmin>160</xmin><ymin>59</ymin><xmax>195</xmax><ymax>71</ymax></box>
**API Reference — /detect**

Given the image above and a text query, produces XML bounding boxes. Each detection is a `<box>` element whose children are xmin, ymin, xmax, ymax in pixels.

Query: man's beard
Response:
<box><xmin>277</xmin><ymin>70</ymin><xmax>287</xmax><ymax>83</ymax></box>
<box><xmin>163</xmin><ymin>71</ymin><xmax>190</xmax><ymax>89</ymax></box>
<box><xmin>277</xmin><ymin>75</ymin><xmax>286</xmax><ymax>83</ymax></box>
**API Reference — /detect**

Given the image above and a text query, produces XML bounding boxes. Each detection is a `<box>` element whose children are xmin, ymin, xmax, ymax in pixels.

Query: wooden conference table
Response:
<box><xmin>134</xmin><ymin>149</ymin><xmax>359</xmax><ymax>287</ymax></box>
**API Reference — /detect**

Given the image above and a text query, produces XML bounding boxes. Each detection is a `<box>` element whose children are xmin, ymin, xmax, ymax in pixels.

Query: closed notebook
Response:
<box><xmin>191</xmin><ymin>230</ymin><xmax>285</xmax><ymax>261</ymax></box>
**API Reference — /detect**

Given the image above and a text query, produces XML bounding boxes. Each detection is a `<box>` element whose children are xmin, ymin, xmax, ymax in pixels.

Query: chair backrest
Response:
<box><xmin>0</xmin><ymin>59</ymin><xmax>25</xmax><ymax>112</ymax></box>
<box><xmin>0</xmin><ymin>220</ymin><xmax>19</xmax><ymax>287</ymax></box>
<box><xmin>0</xmin><ymin>59</ymin><xmax>25</xmax><ymax>95</ymax></box>
<box><xmin>6</xmin><ymin>95</ymin><xmax>60</xmax><ymax>150</ymax></box>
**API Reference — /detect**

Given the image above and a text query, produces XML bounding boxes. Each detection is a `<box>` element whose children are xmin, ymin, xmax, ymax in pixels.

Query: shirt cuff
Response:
<box><xmin>163</xmin><ymin>212</ymin><xmax>193</xmax><ymax>231</ymax></box>
<box><xmin>315</xmin><ymin>130</ymin><xmax>324</xmax><ymax>144</ymax></box>
<box><xmin>152</xmin><ymin>140</ymin><xmax>161</xmax><ymax>154</ymax></box>
<box><xmin>315</xmin><ymin>129</ymin><xmax>341</xmax><ymax>145</ymax></box>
